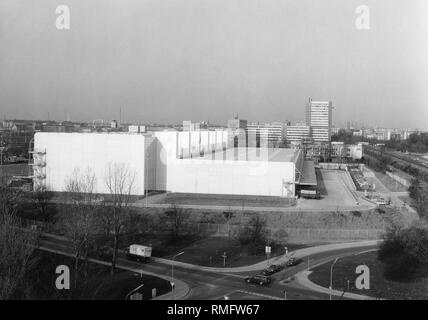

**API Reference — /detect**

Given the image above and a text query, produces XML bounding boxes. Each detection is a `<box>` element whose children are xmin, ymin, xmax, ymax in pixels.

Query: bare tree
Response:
<box><xmin>223</xmin><ymin>209</ymin><xmax>234</xmax><ymax>239</ymax></box>
<box><xmin>163</xmin><ymin>203</ymin><xmax>189</xmax><ymax>240</ymax></box>
<box><xmin>59</xmin><ymin>168</ymin><xmax>98</xmax><ymax>288</ymax></box>
<box><xmin>238</xmin><ymin>215</ymin><xmax>268</xmax><ymax>254</ymax></box>
<box><xmin>33</xmin><ymin>186</ymin><xmax>54</xmax><ymax>223</ymax></box>
<box><xmin>0</xmin><ymin>183</ymin><xmax>38</xmax><ymax>299</ymax></box>
<box><xmin>103</xmin><ymin>163</ymin><xmax>136</xmax><ymax>274</ymax></box>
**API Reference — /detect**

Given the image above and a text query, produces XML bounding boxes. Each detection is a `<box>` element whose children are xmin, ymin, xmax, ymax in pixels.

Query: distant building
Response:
<box><xmin>182</xmin><ymin>120</ymin><xmax>209</xmax><ymax>132</ymax></box>
<box><xmin>306</xmin><ymin>98</ymin><xmax>333</xmax><ymax>142</ymax></box>
<box><xmin>331</xmin><ymin>127</ymin><xmax>341</xmax><ymax>136</ymax></box>
<box><xmin>227</xmin><ymin>116</ymin><xmax>247</xmax><ymax>148</ymax></box>
<box><xmin>330</xmin><ymin>142</ymin><xmax>363</xmax><ymax>161</ymax></box>
<box><xmin>111</xmin><ymin>120</ymin><xmax>118</xmax><ymax>129</ymax></box>
<box><xmin>128</xmin><ymin>125</ymin><xmax>146</xmax><ymax>133</ymax></box>
<box><xmin>286</xmin><ymin>123</ymin><xmax>311</xmax><ymax>143</ymax></box>
<box><xmin>247</xmin><ymin>121</ymin><xmax>287</xmax><ymax>148</ymax></box>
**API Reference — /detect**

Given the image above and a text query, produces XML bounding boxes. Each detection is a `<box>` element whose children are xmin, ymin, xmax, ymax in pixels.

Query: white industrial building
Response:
<box><xmin>32</xmin><ymin>130</ymin><xmax>315</xmax><ymax>197</ymax></box>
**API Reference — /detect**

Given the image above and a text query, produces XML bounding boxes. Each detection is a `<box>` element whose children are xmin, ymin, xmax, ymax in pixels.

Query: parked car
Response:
<box><xmin>244</xmin><ymin>275</ymin><xmax>271</xmax><ymax>286</ymax></box>
<box><xmin>286</xmin><ymin>257</ymin><xmax>300</xmax><ymax>267</ymax></box>
<box><xmin>260</xmin><ymin>264</ymin><xmax>283</xmax><ymax>276</ymax></box>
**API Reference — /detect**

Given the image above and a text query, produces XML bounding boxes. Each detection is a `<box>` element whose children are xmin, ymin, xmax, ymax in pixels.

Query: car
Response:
<box><xmin>286</xmin><ymin>257</ymin><xmax>299</xmax><ymax>267</ymax></box>
<box><xmin>260</xmin><ymin>264</ymin><xmax>283</xmax><ymax>276</ymax></box>
<box><xmin>244</xmin><ymin>275</ymin><xmax>271</xmax><ymax>286</ymax></box>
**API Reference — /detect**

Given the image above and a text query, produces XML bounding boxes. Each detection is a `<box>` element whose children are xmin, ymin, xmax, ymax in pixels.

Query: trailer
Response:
<box><xmin>300</xmin><ymin>189</ymin><xmax>320</xmax><ymax>199</ymax></box>
<box><xmin>126</xmin><ymin>244</ymin><xmax>152</xmax><ymax>263</ymax></box>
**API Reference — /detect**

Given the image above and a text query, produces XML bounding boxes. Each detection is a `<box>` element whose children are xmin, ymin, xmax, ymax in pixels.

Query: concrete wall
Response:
<box><xmin>164</xmin><ymin>159</ymin><xmax>295</xmax><ymax>197</ymax></box>
<box><xmin>34</xmin><ymin>132</ymin><xmax>149</xmax><ymax>194</ymax></box>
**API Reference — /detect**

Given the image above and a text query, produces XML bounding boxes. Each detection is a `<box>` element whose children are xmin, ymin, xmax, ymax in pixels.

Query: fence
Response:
<box><xmin>190</xmin><ymin>222</ymin><xmax>384</xmax><ymax>243</ymax></box>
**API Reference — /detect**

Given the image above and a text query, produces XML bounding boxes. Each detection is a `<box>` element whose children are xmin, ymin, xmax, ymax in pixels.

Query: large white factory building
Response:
<box><xmin>32</xmin><ymin>130</ymin><xmax>315</xmax><ymax>197</ymax></box>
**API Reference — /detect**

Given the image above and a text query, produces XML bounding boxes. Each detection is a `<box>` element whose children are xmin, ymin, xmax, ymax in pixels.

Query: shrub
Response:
<box><xmin>378</xmin><ymin>222</ymin><xmax>428</xmax><ymax>280</ymax></box>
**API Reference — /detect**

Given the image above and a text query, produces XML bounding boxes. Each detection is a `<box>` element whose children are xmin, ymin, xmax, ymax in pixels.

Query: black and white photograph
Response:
<box><xmin>0</xmin><ymin>0</ymin><xmax>428</xmax><ymax>313</ymax></box>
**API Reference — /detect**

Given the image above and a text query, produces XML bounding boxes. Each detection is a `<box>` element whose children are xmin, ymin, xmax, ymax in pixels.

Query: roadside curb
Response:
<box><xmin>295</xmin><ymin>270</ymin><xmax>381</xmax><ymax>300</ymax></box>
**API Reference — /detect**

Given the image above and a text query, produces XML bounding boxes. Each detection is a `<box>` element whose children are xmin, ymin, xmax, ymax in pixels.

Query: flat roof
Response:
<box><xmin>194</xmin><ymin>147</ymin><xmax>300</xmax><ymax>163</ymax></box>
<box><xmin>298</xmin><ymin>160</ymin><xmax>318</xmax><ymax>186</ymax></box>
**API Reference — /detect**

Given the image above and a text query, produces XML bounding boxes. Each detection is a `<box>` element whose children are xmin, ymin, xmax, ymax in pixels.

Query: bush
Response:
<box><xmin>237</xmin><ymin>216</ymin><xmax>268</xmax><ymax>255</ymax></box>
<box><xmin>378</xmin><ymin>223</ymin><xmax>428</xmax><ymax>281</ymax></box>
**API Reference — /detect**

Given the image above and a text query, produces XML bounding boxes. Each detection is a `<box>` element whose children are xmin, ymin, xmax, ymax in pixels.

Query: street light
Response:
<box><xmin>0</xmin><ymin>146</ymin><xmax>4</xmax><ymax>179</ymax></box>
<box><xmin>145</xmin><ymin>150</ymin><xmax>150</xmax><ymax>208</ymax></box>
<box><xmin>171</xmin><ymin>251</ymin><xmax>184</xmax><ymax>300</ymax></box>
<box><xmin>329</xmin><ymin>257</ymin><xmax>339</xmax><ymax>300</ymax></box>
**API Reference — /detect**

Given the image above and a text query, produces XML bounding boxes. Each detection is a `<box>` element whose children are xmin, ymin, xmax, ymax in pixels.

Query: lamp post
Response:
<box><xmin>0</xmin><ymin>146</ymin><xmax>4</xmax><ymax>179</ymax></box>
<box><xmin>145</xmin><ymin>150</ymin><xmax>149</xmax><ymax>208</ymax></box>
<box><xmin>171</xmin><ymin>251</ymin><xmax>184</xmax><ymax>300</ymax></box>
<box><xmin>329</xmin><ymin>257</ymin><xmax>339</xmax><ymax>300</ymax></box>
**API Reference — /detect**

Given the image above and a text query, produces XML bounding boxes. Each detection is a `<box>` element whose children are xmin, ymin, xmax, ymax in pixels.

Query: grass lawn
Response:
<box><xmin>372</xmin><ymin>170</ymin><xmax>408</xmax><ymax>192</ymax></box>
<box><xmin>15</xmin><ymin>251</ymin><xmax>170</xmax><ymax>299</ymax></box>
<box><xmin>157</xmin><ymin>193</ymin><xmax>296</xmax><ymax>207</ymax></box>
<box><xmin>308</xmin><ymin>250</ymin><xmax>428</xmax><ymax>300</ymax></box>
<box><xmin>138</xmin><ymin>235</ymin><xmax>311</xmax><ymax>268</ymax></box>
<box><xmin>0</xmin><ymin>163</ymin><xmax>29</xmax><ymax>179</ymax></box>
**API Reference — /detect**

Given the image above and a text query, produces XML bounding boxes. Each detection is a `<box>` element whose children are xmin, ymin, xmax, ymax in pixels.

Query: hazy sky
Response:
<box><xmin>1</xmin><ymin>0</ymin><xmax>427</xmax><ymax>129</ymax></box>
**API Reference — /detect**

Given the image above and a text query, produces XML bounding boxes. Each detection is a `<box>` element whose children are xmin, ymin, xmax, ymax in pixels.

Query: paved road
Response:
<box><xmin>37</xmin><ymin>234</ymin><xmax>378</xmax><ymax>300</ymax></box>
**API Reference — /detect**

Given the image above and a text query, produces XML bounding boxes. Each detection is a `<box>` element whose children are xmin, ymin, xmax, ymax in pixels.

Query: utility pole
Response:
<box><xmin>171</xmin><ymin>251</ymin><xmax>184</xmax><ymax>300</ymax></box>
<box><xmin>329</xmin><ymin>258</ymin><xmax>339</xmax><ymax>300</ymax></box>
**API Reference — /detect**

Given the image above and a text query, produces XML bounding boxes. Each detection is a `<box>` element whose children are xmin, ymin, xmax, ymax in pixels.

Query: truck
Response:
<box><xmin>126</xmin><ymin>244</ymin><xmax>152</xmax><ymax>263</ymax></box>
<box><xmin>300</xmin><ymin>189</ymin><xmax>320</xmax><ymax>199</ymax></box>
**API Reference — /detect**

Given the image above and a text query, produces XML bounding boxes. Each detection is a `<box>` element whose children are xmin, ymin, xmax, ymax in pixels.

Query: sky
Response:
<box><xmin>0</xmin><ymin>0</ymin><xmax>427</xmax><ymax>129</ymax></box>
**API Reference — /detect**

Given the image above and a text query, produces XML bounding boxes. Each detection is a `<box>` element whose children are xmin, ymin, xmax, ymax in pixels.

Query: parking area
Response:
<box><xmin>298</xmin><ymin>169</ymin><xmax>361</xmax><ymax>210</ymax></box>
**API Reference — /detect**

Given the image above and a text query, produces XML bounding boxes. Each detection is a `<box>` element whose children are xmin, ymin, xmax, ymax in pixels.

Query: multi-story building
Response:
<box><xmin>247</xmin><ymin>121</ymin><xmax>288</xmax><ymax>148</ymax></box>
<box><xmin>227</xmin><ymin>117</ymin><xmax>247</xmax><ymax>148</ymax></box>
<box><xmin>286</xmin><ymin>123</ymin><xmax>311</xmax><ymax>144</ymax></box>
<box><xmin>182</xmin><ymin>120</ymin><xmax>209</xmax><ymax>132</ymax></box>
<box><xmin>306</xmin><ymin>98</ymin><xmax>333</xmax><ymax>143</ymax></box>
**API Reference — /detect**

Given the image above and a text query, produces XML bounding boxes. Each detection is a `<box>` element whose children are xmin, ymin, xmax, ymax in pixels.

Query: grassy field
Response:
<box><xmin>308</xmin><ymin>250</ymin><xmax>428</xmax><ymax>300</ymax></box>
<box><xmin>14</xmin><ymin>251</ymin><xmax>171</xmax><ymax>299</ymax></box>
<box><xmin>372</xmin><ymin>170</ymin><xmax>408</xmax><ymax>192</ymax></box>
<box><xmin>161</xmin><ymin>237</ymin><xmax>310</xmax><ymax>268</ymax></box>
<box><xmin>157</xmin><ymin>193</ymin><xmax>296</xmax><ymax>207</ymax></box>
<box><xmin>0</xmin><ymin>163</ymin><xmax>29</xmax><ymax>178</ymax></box>
<box><xmin>121</xmin><ymin>233</ymin><xmax>310</xmax><ymax>268</ymax></box>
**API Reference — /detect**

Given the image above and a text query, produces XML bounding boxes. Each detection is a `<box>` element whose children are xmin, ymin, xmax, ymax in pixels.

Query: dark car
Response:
<box><xmin>244</xmin><ymin>275</ymin><xmax>271</xmax><ymax>286</ymax></box>
<box><xmin>260</xmin><ymin>264</ymin><xmax>283</xmax><ymax>276</ymax></box>
<box><xmin>286</xmin><ymin>257</ymin><xmax>299</xmax><ymax>267</ymax></box>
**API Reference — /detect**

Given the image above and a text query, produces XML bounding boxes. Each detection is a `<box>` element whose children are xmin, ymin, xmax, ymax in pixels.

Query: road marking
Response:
<box><xmin>235</xmin><ymin>290</ymin><xmax>283</xmax><ymax>300</ymax></box>
<box><xmin>215</xmin><ymin>290</ymin><xmax>283</xmax><ymax>301</ymax></box>
<box><xmin>353</xmin><ymin>249</ymin><xmax>379</xmax><ymax>256</ymax></box>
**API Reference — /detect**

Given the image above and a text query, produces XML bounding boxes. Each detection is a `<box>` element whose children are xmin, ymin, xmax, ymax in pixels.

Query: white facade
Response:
<box><xmin>33</xmin><ymin>132</ymin><xmax>155</xmax><ymax>194</ymax></box>
<box><xmin>247</xmin><ymin>121</ymin><xmax>287</xmax><ymax>147</ymax></box>
<box><xmin>286</xmin><ymin>124</ymin><xmax>311</xmax><ymax>142</ymax></box>
<box><xmin>306</xmin><ymin>99</ymin><xmax>332</xmax><ymax>142</ymax></box>
<box><xmin>34</xmin><ymin>131</ymin><xmax>300</xmax><ymax>197</ymax></box>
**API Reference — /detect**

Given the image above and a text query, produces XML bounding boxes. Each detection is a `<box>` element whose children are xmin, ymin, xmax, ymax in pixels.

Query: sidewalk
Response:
<box><xmin>295</xmin><ymin>271</ymin><xmax>381</xmax><ymax>300</ymax></box>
